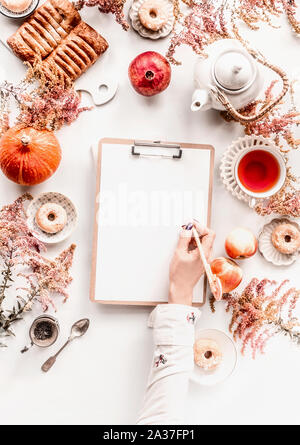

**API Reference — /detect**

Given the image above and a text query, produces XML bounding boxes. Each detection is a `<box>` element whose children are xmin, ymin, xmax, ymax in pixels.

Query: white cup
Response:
<box><xmin>234</xmin><ymin>145</ymin><xmax>286</xmax><ymax>208</ymax></box>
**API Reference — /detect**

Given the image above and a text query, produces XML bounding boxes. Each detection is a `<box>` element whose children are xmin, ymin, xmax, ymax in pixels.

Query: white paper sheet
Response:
<box><xmin>94</xmin><ymin>142</ymin><xmax>212</xmax><ymax>304</ymax></box>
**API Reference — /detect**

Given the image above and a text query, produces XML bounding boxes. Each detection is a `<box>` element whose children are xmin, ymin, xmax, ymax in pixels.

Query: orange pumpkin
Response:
<box><xmin>0</xmin><ymin>126</ymin><xmax>61</xmax><ymax>186</ymax></box>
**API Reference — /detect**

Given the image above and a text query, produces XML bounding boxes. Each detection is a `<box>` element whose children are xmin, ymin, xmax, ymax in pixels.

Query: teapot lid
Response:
<box><xmin>214</xmin><ymin>50</ymin><xmax>254</xmax><ymax>91</ymax></box>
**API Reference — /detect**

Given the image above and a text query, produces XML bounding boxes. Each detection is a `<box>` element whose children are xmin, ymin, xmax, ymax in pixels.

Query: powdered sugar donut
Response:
<box><xmin>194</xmin><ymin>338</ymin><xmax>222</xmax><ymax>371</ymax></box>
<box><xmin>271</xmin><ymin>223</ymin><xmax>300</xmax><ymax>255</ymax></box>
<box><xmin>36</xmin><ymin>203</ymin><xmax>67</xmax><ymax>234</ymax></box>
<box><xmin>138</xmin><ymin>0</ymin><xmax>169</xmax><ymax>31</ymax></box>
<box><xmin>0</xmin><ymin>0</ymin><xmax>32</xmax><ymax>12</ymax></box>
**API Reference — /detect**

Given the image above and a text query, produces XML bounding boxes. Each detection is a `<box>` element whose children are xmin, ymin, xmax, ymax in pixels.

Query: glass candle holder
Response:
<box><xmin>21</xmin><ymin>315</ymin><xmax>59</xmax><ymax>353</ymax></box>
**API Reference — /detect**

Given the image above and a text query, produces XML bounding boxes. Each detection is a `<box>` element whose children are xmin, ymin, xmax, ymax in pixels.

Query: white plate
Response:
<box><xmin>129</xmin><ymin>0</ymin><xmax>174</xmax><ymax>40</ymax></box>
<box><xmin>258</xmin><ymin>218</ymin><xmax>300</xmax><ymax>266</ymax></box>
<box><xmin>26</xmin><ymin>192</ymin><xmax>77</xmax><ymax>244</ymax></box>
<box><xmin>0</xmin><ymin>0</ymin><xmax>39</xmax><ymax>19</ymax></box>
<box><xmin>191</xmin><ymin>328</ymin><xmax>237</xmax><ymax>386</ymax></box>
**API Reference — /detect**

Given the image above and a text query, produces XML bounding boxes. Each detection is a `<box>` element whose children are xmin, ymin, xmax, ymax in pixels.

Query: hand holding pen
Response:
<box><xmin>169</xmin><ymin>221</ymin><xmax>219</xmax><ymax>305</ymax></box>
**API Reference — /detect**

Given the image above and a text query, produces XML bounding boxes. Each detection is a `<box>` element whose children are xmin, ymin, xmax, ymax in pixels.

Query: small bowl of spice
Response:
<box><xmin>30</xmin><ymin>315</ymin><xmax>59</xmax><ymax>347</ymax></box>
<box><xmin>0</xmin><ymin>0</ymin><xmax>39</xmax><ymax>19</ymax></box>
<box><xmin>21</xmin><ymin>315</ymin><xmax>59</xmax><ymax>353</ymax></box>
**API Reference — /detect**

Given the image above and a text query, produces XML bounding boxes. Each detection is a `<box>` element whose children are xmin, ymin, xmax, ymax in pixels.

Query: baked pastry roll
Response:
<box><xmin>7</xmin><ymin>0</ymin><xmax>81</xmax><ymax>63</ymax></box>
<box><xmin>42</xmin><ymin>22</ymin><xmax>109</xmax><ymax>82</ymax></box>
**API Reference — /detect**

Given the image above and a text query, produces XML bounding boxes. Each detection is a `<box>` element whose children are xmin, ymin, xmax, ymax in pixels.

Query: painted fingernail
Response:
<box><xmin>186</xmin><ymin>223</ymin><xmax>193</xmax><ymax>230</ymax></box>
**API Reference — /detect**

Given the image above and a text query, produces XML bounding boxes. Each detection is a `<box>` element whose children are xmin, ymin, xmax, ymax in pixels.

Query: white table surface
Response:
<box><xmin>0</xmin><ymin>3</ymin><xmax>300</xmax><ymax>426</ymax></box>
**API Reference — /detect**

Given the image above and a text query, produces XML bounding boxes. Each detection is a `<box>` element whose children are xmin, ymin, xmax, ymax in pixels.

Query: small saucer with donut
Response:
<box><xmin>191</xmin><ymin>328</ymin><xmax>237</xmax><ymax>386</ymax></box>
<box><xmin>259</xmin><ymin>218</ymin><xmax>300</xmax><ymax>266</ymax></box>
<box><xmin>0</xmin><ymin>0</ymin><xmax>39</xmax><ymax>18</ymax></box>
<box><xmin>27</xmin><ymin>192</ymin><xmax>77</xmax><ymax>244</ymax></box>
<box><xmin>129</xmin><ymin>0</ymin><xmax>174</xmax><ymax>40</ymax></box>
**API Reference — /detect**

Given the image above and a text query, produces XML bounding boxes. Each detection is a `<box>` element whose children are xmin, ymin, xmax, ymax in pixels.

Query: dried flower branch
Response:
<box><xmin>0</xmin><ymin>81</ymin><xmax>28</xmax><ymax>137</ymax></box>
<box><xmin>221</xmin><ymin>81</ymin><xmax>300</xmax><ymax>149</ymax></box>
<box><xmin>211</xmin><ymin>278</ymin><xmax>300</xmax><ymax>358</ymax></box>
<box><xmin>168</xmin><ymin>0</ymin><xmax>300</xmax><ymax>64</ymax></box>
<box><xmin>1</xmin><ymin>285</ymin><xmax>40</xmax><ymax>338</ymax></box>
<box><xmin>0</xmin><ymin>59</ymin><xmax>91</xmax><ymax>133</ymax></box>
<box><xmin>25</xmin><ymin>243</ymin><xmax>76</xmax><ymax>311</ymax></box>
<box><xmin>283</xmin><ymin>0</ymin><xmax>300</xmax><ymax>34</ymax></box>
<box><xmin>0</xmin><ymin>195</ymin><xmax>76</xmax><ymax>346</ymax></box>
<box><xmin>75</xmin><ymin>0</ymin><xmax>129</xmax><ymax>30</ymax></box>
<box><xmin>167</xmin><ymin>1</ymin><xmax>229</xmax><ymax>65</ymax></box>
<box><xmin>18</xmin><ymin>84</ymin><xmax>88</xmax><ymax>132</ymax></box>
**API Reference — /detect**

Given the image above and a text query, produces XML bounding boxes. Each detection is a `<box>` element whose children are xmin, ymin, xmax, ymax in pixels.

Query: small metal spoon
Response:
<box><xmin>41</xmin><ymin>318</ymin><xmax>90</xmax><ymax>373</ymax></box>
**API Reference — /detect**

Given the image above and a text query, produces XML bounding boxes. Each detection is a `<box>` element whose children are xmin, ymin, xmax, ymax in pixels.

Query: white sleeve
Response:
<box><xmin>137</xmin><ymin>304</ymin><xmax>201</xmax><ymax>425</ymax></box>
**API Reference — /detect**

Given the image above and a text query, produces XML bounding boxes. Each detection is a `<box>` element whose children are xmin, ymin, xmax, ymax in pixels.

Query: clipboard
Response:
<box><xmin>90</xmin><ymin>138</ymin><xmax>214</xmax><ymax>306</ymax></box>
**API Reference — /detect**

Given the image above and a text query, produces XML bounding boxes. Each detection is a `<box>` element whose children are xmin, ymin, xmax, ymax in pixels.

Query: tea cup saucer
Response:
<box><xmin>26</xmin><ymin>192</ymin><xmax>77</xmax><ymax>244</ymax></box>
<box><xmin>258</xmin><ymin>218</ymin><xmax>300</xmax><ymax>266</ymax></box>
<box><xmin>191</xmin><ymin>328</ymin><xmax>237</xmax><ymax>386</ymax></box>
<box><xmin>220</xmin><ymin>135</ymin><xmax>287</xmax><ymax>207</ymax></box>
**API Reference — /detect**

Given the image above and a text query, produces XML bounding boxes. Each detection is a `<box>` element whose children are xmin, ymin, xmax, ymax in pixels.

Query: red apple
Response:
<box><xmin>210</xmin><ymin>257</ymin><xmax>243</xmax><ymax>293</ymax></box>
<box><xmin>225</xmin><ymin>227</ymin><xmax>258</xmax><ymax>259</ymax></box>
<box><xmin>128</xmin><ymin>51</ymin><xmax>171</xmax><ymax>96</ymax></box>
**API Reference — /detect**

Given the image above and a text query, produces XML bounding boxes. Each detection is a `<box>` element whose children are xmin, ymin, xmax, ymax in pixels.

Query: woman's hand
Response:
<box><xmin>168</xmin><ymin>221</ymin><xmax>215</xmax><ymax>306</ymax></box>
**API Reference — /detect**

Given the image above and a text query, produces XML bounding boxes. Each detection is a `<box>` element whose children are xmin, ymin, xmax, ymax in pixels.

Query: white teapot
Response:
<box><xmin>191</xmin><ymin>39</ymin><xmax>289</xmax><ymax>123</ymax></box>
<box><xmin>191</xmin><ymin>39</ymin><xmax>263</xmax><ymax>115</ymax></box>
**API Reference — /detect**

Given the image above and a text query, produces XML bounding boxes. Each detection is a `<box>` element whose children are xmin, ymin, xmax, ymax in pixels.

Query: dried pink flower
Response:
<box><xmin>26</xmin><ymin>243</ymin><xmax>76</xmax><ymax>311</ymax></box>
<box><xmin>0</xmin><ymin>60</ymin><xmax>91</xmax><ymax>133</ymax></box>
<box><xmin>75</xmin><ymin>0</ymin><xmax>129</xmax><ymax>30</ymax></box>
<box><xmin>18</xmin><ymin>84</ymin><xmax>89</xmax><ymax>131</ymax></box>
<box><xmin>168</xmin><ymin>2</ymin><xmax>228</xmax><ymax>64</ymax></box>
<box><xmin>0</xmin><ymin>195</ymin><xmax>76</xmax><ymax>346</ymax></box>
<box><xmin>168</xmin><ymin>1</ymin><xmax>300</xmax><ymax>64</ymax></box>
<box><xmin>211</xmin><ymin>278</ymin><xmax>300</xmax><ymax>358</ymax></box>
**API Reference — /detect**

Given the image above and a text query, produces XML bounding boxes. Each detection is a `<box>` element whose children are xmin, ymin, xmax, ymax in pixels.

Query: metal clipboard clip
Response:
<box><xmin>131</xmin><ymin>140</ymin><xmax>182</xmax><ymax>159</ymax></box>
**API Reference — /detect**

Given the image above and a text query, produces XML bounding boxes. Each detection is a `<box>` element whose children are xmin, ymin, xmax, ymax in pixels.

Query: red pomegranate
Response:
<box><xmin>128</xmin><ymin>51</ymin><xmax>171</xmax><ymax>97</ymax></box>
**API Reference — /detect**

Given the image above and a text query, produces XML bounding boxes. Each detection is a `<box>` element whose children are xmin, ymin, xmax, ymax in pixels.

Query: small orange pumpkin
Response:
<box><xmin>0</xmin><ymin>126</ymin><xmax>61</xmax><ymax>186</ymax></box>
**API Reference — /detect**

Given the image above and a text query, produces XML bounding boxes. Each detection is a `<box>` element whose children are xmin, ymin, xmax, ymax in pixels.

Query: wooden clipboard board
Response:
<box><xmin>90</xmin><ymin>138</ymin><xmax>214</xmax><ymax>306</ymax></box>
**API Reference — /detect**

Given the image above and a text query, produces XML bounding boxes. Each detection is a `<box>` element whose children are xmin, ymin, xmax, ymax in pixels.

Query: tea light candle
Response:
<box><xmin>0</xmin><ymin>0</ymin><xmax>32</xmax><ymax>13</ymax></box>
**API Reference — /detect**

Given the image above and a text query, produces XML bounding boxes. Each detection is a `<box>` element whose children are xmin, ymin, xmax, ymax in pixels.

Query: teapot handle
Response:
<box><xmin>211</xmin><ymin>55</ymin><xmax>289</xmax><ymax>124</ymax></box>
